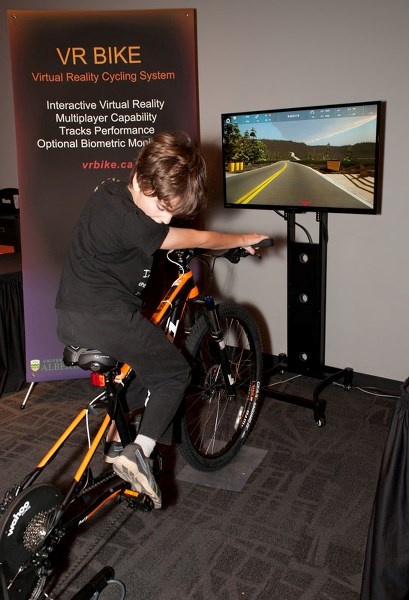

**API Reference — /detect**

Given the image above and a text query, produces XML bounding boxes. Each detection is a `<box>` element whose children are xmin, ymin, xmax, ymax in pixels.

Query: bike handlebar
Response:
<box><xmin>167</xmin><ymin>238</ymin><xmax>274</xmax><ymax>268</ymax></box>
<box><xmin>222</xmin><ymin>237</ymin><xmax>274</xmax><ymax>264</ymax></box>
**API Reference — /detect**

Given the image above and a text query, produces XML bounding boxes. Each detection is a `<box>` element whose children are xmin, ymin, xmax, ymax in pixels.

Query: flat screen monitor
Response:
<box><xmin>221</xmin><ymin>100</ymin><xmax>383</xmax><ymax>214</ymax></box>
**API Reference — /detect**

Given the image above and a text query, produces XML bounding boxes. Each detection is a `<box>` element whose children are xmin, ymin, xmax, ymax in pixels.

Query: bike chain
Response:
<box><xmin>48</xmin><ymin>500</ymin><xmax>132</xmax><ymax>599</ymax></box>
<box><xmin>47</xmin><ymin>469</ymin><xmax>148</xmax><ymax>597</ymax></box>
<box><xmin>75</xmin><ymin>469</ymin><xmax>153</xmax><ymax>509</ymax></box>
<box><xmin>76</xmin><ymin>469</ymin><xmax>117</xmax><ymax>498</ymax></box>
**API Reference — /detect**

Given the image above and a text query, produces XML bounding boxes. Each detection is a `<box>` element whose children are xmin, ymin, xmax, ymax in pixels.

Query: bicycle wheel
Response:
<box><xmin>0</xmin><ymin>483</ymin><xmax>63</xmax><ymax>600</ymax></box>
<box><xmin>180</xmin><ymin>300</ymin><xmax>263</xmax><ymax>471</ymax></box>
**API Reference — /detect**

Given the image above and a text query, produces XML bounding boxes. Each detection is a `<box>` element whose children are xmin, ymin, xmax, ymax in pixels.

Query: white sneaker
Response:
<box><xmin>113</xmin><ymin>443</ymin><xmax>162</xmax><ymax>509</ymax></box>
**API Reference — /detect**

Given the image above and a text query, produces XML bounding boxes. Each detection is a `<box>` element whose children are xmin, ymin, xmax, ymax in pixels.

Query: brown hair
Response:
<box><xmin>129</xmin><ymin>131</ymin><xmax>207</xmax><ymax>218</ymax></box>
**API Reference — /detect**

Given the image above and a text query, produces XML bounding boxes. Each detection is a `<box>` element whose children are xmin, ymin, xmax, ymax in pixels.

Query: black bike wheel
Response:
<box><xmin>0</xmin><ymin>483</ymin><xmax>63</xmax><ymax>600</ymax></box>
<box><xmin>180</xmin><ymin>300</ymin><xmax>263</xmax><ymax>471</ymax></box>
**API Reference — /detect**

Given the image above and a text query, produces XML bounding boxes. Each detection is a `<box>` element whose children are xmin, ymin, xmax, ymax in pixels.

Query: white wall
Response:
<box><xmin>2</xmin><ymin>0</ymin><xmax>408</xmax><ymax>381</ymax></box>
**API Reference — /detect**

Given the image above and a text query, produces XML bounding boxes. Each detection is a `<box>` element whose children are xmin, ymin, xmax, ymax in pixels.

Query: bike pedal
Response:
<box><xmin>122</xmin><ymin>488</ymin><xmax>154</xmax><ymax>512</ymax></box>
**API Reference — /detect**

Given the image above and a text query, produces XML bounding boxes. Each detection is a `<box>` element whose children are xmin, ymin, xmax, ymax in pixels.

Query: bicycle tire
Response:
<box><xmin>179</xmin><ymin>300</ymin><xmax>263</xmax><ymax>471</ymax></box>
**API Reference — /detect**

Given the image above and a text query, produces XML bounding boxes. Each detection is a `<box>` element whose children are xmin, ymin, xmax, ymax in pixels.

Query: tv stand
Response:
<box><xmin>264</xmin><ymin>211</ymin><xmax>353</xmax><ymax>425</ymax></box>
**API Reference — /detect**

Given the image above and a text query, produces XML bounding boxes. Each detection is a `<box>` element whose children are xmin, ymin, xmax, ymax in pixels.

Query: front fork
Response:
<box><xmin>203</xmin><ymin>297</ymin><xmax>236</xmax><ymax>397</ymax></box>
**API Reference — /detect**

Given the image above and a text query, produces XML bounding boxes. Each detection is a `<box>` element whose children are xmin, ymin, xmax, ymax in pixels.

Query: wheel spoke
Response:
<box><xmin>180</xmin><ymin>302</ymin><xmax>262</xmax><ymax>470</ymax></box>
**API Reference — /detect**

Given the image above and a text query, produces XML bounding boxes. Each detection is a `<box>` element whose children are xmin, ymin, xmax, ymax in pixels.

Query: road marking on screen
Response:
<box><xmin>234</xmin><ymin>163</ymin><xmax>288</xmax><ymax>204</ymax></box>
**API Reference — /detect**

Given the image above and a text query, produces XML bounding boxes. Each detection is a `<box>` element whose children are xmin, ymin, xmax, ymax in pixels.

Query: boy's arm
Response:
<box><xmin>160</xmin><ymin>227</ymin><xmax>269</xmax><ymax>253</ymax></box>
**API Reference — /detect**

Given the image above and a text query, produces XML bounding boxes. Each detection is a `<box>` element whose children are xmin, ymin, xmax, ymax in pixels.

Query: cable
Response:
<box><xmin>332</xmin><ymin>380</ymin><xmax>399</xmax><ymax>398</ymax></box>
<box><xmin>263</xmin><ymin>372</ymin><xmax>400</xmax><ymax>399</ymax></box>
<box><xmin>85</xmin><ymin>410</ymin><xmax>91</xmax><ymax>448</ymax></box>
<box><xmin>296</xmin><ymin>222</ymin><xmax>313</xmax><ymax>243</ymax></box>
<box><xmin>263</xmin><ymin>373</ymin><xmax>302</xmax><ymax>388</ymax></box>
<box><xmin>166</xmin><ymin>249</ymin><xmax>185</xmax><ymax>273</ymax></box>
<box><xmin>355</xmin><ymin>386</ymin><xmax>399</xmax><ymax>399</ymax></box>
<box><xmin>274</xmin><ymin>210</ymin><xmax>313</xmax><ymax>243</ymax></box>
<box><xmin>274</xmin><ymin>210</ymin><xmax>286</xmax><ymax>219</ymax></box>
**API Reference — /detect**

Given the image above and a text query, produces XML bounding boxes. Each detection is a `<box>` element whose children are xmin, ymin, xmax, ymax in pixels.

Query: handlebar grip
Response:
<box><xmin>223</xmin><ymin>238</ymin><xmax>273</xmax><ymax>263</ymax></box>
<box><xmin>251</xmin><ymin>238</ymin><xmax>274</xmax><ymax>248</ymax></box>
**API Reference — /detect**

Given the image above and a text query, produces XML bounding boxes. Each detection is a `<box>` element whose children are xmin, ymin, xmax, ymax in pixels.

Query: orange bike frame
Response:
<box><xmin>20</xmin><ymin>263</ymin><xmax>201</xmax><ymax>518</ymax></box>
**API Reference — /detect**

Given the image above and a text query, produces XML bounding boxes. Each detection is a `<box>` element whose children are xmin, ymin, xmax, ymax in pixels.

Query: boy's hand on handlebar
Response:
<box><xmin>222</xmin><ymin>237</ymin><xmax>273</xmax><ymax>263</ymax></box>
<box><xmin>243</xmin><ymin>236</ymin><xmax>273</xmax><ymax>255</ymax></box>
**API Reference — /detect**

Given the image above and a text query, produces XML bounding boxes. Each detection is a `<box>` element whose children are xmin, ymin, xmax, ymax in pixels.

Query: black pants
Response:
<box><xmin>57</xmin><ymin>308</ymin><xmax>191</xmax><ymax>442</ymax></box>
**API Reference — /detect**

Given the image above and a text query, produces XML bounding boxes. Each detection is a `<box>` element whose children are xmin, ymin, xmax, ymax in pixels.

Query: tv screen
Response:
<box><xmin>221</xmin><ymin>100</ymin><xmax>383</xmax><ymax>214</ymax></box>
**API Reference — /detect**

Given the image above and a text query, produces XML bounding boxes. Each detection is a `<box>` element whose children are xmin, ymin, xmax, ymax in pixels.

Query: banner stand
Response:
<box><xmin>8</xmin><ymin>9</ymin><xmax>199</xmax><ymax>395</ymax></box>
<box><xmin>20</xmin><ymin>382</ymin><xmax>36</xmax><ymax>409</ymax></box>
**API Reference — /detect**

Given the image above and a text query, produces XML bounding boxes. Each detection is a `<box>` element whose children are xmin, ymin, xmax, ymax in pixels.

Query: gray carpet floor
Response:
<box><xmin>0</xmin><ymin>372</ymin><xmax>399</xmax><ymax>599</ymax></box>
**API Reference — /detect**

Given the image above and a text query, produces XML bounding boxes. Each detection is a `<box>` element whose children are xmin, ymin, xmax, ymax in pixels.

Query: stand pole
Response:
<box><xmin>264</xmin><ymin>212</ymin><xmax>353</xmax><ymax>425</ymax></box>
<box><xmin>286</xmin><ymin>211</ymin><xmax>327</xmax><ymax>374</ymax></box>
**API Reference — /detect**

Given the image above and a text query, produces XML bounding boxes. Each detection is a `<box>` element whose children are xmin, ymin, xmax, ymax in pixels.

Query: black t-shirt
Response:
<box><xmin>56</xmin><ymin>179</ymin><xmax>169</xmax><ymax>313</ymax></box>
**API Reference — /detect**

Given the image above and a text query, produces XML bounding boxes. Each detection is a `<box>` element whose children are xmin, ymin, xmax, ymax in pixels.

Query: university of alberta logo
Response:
<box><xmin>30</xmin><ymin>359</ymin><xmax>40</xmax><ymax>372</ymax></box>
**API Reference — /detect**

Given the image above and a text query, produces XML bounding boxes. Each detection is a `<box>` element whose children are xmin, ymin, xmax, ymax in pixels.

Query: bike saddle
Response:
<box><xmin>63</xmin><ymin>345</ymin><xmax>118</xmax><ymax>373</ymax></box>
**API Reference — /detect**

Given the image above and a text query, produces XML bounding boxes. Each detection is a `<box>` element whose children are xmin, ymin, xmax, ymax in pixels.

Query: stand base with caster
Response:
<box><xmin>264</xmin><ymin>353</ymin><xmax>354</xmax><ymax>426</ymax></box>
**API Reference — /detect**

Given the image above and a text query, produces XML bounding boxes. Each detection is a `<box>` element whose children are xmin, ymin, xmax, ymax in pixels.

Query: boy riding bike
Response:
<box><xmin>56</xmin><ymin>131</ymin><xmax>269</xmax><ymax>509</ymax></box>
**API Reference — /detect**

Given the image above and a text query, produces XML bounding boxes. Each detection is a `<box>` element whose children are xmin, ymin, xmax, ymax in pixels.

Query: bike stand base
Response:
<box><xmin>263</xmin><ymin>355</ymin><xmax>354</xmax><ymax>426</ymax></box>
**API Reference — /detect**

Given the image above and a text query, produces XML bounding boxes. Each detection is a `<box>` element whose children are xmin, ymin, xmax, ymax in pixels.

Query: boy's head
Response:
<box><xmin>129</xmin><ymin>131</ymin><xmax>207</xmax><ymax>219</ymax></box>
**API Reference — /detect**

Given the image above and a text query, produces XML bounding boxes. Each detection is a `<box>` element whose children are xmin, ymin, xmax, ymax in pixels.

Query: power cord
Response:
<box><xmin>274</xmin><ymin>210</ymin><xmax>313</xmax><ymax>243</ymax></box>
